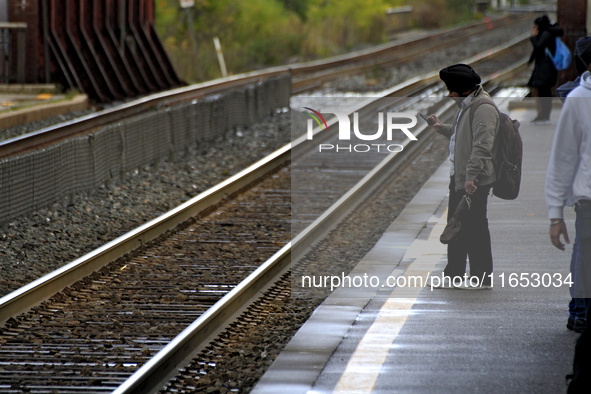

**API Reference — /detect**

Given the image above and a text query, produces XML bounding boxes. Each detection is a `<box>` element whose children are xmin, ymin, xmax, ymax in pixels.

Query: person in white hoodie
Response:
<box><xmin>546</xmin><ymin>36</ymin><xmax>591</xmax><ymax>332</ymax></box>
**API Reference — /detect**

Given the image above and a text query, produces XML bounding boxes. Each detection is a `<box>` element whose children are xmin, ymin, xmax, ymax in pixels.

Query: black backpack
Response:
<box><xmin>470</xmin><ymin>98</ymin><xmax>523</xmax><ymax>200</ymax></box>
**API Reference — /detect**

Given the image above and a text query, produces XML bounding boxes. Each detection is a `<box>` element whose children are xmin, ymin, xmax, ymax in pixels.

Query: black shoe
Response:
<box><xmin>568</xmin><ymin>316</ymin><xmax>575</xmax><ymax>330</ymax></box>
<box><xmin>531</xmin><ymin>118</ymin><xmax>551</xmax><ymax>125</ymax></box>
<box><xmin>574</xmin><ymin>318</ymin><xmax>587</xmax><ymax>333</ymax></box>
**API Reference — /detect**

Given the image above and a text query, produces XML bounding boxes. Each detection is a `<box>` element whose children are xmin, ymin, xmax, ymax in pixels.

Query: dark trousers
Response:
<box><xmin>537</xmin><ymin>85</ymin><xmax>553</xmax><ymax>120</ymax></box>
<box><xmin>444</xmin><ymin>177</ymin><xmax>493</xmax><ymax>283</ymax></box>
<box><xmin>573</xmin><ymin>200</ymin><xmax>591</xmax><ymax>305</ymax></box>
<box><xmin>569</xmin><ymin>224</ymin><xmax>591</xmax><ymax>320</ymax></box>
<box><xmin>567</xmin><ymin>201</ymin><xmax>591</xmax><ymax>393</ymax></box>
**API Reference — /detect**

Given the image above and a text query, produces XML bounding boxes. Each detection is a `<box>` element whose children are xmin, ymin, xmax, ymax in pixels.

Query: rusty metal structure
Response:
<box><xmin>557</xmin><ymin>0</ymin><xmax>588</xmax><ymax>84</ymax></box>
<box><xmin>0</xmin><ymin>21</ymin><xmax>26</xmax><ymax>84</ymax></box>
<box><xmin>7</xmin><ymin>0</ymin><xmax>181</xmax><ymax>102</ymax></box>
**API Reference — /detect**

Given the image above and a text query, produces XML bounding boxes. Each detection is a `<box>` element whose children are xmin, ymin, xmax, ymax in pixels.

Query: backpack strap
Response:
<box><xmin>469</xmin><ymin>97</ymin><xmax>501</xmax><ymax>147</ymax></box>
<box><xmin>469</xmin><ymin>97</ymin><xmax>498</xmax><ymax>125</ymax></box>
<box><xmin>468</xmin><ymin>97</ymin><xmax>503</xmax><ymax>172</ymax></box>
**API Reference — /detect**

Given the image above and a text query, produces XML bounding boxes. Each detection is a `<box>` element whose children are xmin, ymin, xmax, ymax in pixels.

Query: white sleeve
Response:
<box><xmin>545</xmin><ymin>99</ymin><xmax>582</xmax><ymax>219</ymax></box>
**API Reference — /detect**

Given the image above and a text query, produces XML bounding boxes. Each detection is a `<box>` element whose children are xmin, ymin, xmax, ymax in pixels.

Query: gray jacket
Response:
<box><xmin>438</xmin><ymin>86</ymin><xmax>500</xmax><ymax>190</ymax></box>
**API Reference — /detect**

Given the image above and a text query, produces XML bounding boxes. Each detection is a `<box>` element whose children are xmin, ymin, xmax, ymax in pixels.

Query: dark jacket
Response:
<box><xmin>556</xmin><ymin>77</ymin><xmax>580</xmax><ymax>102</ymax></box>
<box><xmin>528</xmin><ymin>24</ymin><xmax>565</xmax><ymax>87</ymax></box>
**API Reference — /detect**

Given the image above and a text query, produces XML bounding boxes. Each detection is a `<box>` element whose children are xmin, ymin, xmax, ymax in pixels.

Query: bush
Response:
<box><xmin>409</xmin><ymin>0</ymin><xmax>478</xmax><ymax>29</ymax></box>
<box><xmin>411</xmin><ymin>0</ymin><xmax>447</xmax><ymax>29</ymax></box>
<box><xmin>155</xmin><ymin>0</ymin><xmax>480</xmax><ymax>83</ymax></box>
<box><xmin>302</xmin><ymin>0</ymin><xmax>390</xmax><ymax>57</ymax></box>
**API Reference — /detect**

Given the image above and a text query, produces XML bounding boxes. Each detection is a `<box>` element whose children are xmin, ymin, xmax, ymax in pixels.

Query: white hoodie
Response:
<box><xmin>546</xmin><ymin>70</ymin><xmax>591</xmax><ymax>219</ymax></box>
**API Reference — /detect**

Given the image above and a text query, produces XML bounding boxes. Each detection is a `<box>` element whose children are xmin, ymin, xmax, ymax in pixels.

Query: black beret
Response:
<box><xmin>576</xmin><ymin>36</ymin><xmax>591</xmax><ymax>68</ymax></box>
<box><xmin>439</xmin><ymin>64</ymin><xmax>481</xmax><ymax>94</ymax></box>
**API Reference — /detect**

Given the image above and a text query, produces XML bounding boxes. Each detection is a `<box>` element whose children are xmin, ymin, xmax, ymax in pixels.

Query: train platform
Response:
<box><xmin>252</xmin><ymin>101</ymin><xmax>578</xmax><ymax>393</ymax></box>
<box><xmin>0</xmin><ymin>86</ymin><xmax>88</xmax><ymax>129</ymax></box>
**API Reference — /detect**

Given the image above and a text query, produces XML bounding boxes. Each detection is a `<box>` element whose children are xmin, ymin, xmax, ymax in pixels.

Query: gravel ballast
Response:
<box><xmin>0</xmin><ymin>111</ymin><xmax>292</xmax><ymax>297</ymax></box>
<box><xmin>295</xmin><ymin>16</ymin><xmax>534</xmax><ymax>99</ymax></box>
<box><xmin>0</xmin><ymin>109</ymin><xmax>96</xmax><ymax>143</ymax></box>
<box><xmin>1</xmin><ymin>15</ymin><xmax>534</xmax><ymax>392</ymax></box>
<box><xmin>159</xmin><ymin>133</ymin><xmax>450</xmax><ymax>394</ymax></box>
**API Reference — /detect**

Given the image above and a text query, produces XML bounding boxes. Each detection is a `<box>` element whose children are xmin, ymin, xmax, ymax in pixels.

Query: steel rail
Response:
<box><xmin>290</xmin><ymin>15</ymin><xmax>532</xmax><ymax>93</ymax></box>
<box><xmin>1</xmin><ymin>27</ymin><xmax>524</xmax><ymax>322</ymax></box>
<box><xmin>111</xmin><ymin>91</ymin><xmax>445</xmax><ymax>394</ymax></box>
<box><xmin>289</xmin><ymin>14</ymin><xmax>522</xmax><ymax>77</ymax></box>
<box><xmin>111</xmin><ymin>61</ymin><xmax>531</xmax><ymax>394</ymax></box>
<box><xmin>0</xmin><ymin>143</ymin><xmax>291</xmax><ymax>325</ymax></box>
<box><xmin>0</xmin><ymin>32</ymin><xmax>530</xmax><ymax>324</ymax></box>
<box><xmin>0</xmin><ymin>14</ymin><xmax>530</xmax><ymax>158</ymax></box>
<box><xmin>0</xmin><ymin>69</ymin><xmax>290</xmax><ymax>158</ymax></box>
<box><xmin>0</xmin><ymin>34</ymin><xmax>531</xmax><ymax>391</ymax></box>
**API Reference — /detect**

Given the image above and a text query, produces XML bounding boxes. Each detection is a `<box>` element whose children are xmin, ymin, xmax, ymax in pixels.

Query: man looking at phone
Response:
<box><xmin>426</xmin><ymin>64</ymin><xmax>500</xmax><ymax>289</ymax></box>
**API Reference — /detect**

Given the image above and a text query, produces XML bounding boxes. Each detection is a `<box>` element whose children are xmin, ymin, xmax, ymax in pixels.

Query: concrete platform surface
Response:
<box><xmin>252</xmin><ymin>99</ymin><xmax>578</xmax><ymax>394</ymax></box>
<box><xmin>0</xmin><ymin>91</ymin><xmax>88</xmax><ymax>129</ymax></box>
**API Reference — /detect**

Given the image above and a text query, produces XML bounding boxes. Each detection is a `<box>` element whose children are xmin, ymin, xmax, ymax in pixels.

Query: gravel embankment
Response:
<box><xmin>0</xmin><ymin>111</ymin><xmax>292</xmax><ymax>297</ymax></box>
<box><xmin>299</xmin><ymin>16</ymin><xmax>534</xmax><ymax>97</ymax></box>
<box><xmin>0</xmin><ymin>109</ymin><xmax>96</xmax><ymax>143</ymax></box>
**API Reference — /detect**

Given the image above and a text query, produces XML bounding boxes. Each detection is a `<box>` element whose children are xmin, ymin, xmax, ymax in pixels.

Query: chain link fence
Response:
<box><xmin>0</xmin><ymin>74</ymin><xmax>291</xmax><ymax>224</ymax></box>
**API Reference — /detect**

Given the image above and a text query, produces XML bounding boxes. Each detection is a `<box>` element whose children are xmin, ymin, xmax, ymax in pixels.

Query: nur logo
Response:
<box><xmin>303</xmin><ymin>108</ymin><xmax>418</xmax><ymax>153</ymax></box>
<box><xmin>303</xmin><ymin>107</ymin><xmax>329</xmax><ymax>132</ymax></box>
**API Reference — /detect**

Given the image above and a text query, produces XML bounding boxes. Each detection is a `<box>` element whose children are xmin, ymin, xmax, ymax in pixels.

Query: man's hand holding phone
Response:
<box><xmin>421</xmin><ymin>114</ymin><xmax>443</xmax><ymax>131</ymax></box>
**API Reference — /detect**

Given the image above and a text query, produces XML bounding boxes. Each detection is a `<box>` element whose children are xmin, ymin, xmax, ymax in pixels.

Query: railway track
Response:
<box><xmin>0</xmin><ymin>32</ymin><xmax>531</xmax><ymax>393</ymax></box>
<box><xmin>0</xmin><ymin>168</ymin><xmax>291</xmax><ymax>393</ymax></box>
<box><xmin>289</xmin><ymin>14</ymin><xmax>531</xmax><ymax>93</ymax></box>
<box><xmin>0</xmin><ymin>13</ymin><xmax>532</xmax><ymax>158</ymax></box>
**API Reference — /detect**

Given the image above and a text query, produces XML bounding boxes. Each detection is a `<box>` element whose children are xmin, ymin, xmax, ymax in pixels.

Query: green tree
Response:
<box><xmin>154</xmin><ymin>0</ymin><xmax>481</xmax><ymax>83</ymax></box>
<box><xmin>279</xmin><ymin>0</ymin><xmax>309</xmax><ymax>21</ymax></box>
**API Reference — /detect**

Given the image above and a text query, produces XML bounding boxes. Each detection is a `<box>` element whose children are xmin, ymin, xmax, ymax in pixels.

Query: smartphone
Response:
<box><xmin>420</xmin><ymin>113</ymin><xmax>434</xmax><ymax>125</ymax></box>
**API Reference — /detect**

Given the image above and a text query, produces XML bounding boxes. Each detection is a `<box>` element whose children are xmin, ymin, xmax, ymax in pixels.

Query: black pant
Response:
<box><xmin>537</xmin><ymin>85</ymin><xmax>553</xmax><ymax>120</ymax></box>
<box><xmin>445</xmin><ymin>178</ymin><xmax>493</xmax><ymax>283</ymax></box>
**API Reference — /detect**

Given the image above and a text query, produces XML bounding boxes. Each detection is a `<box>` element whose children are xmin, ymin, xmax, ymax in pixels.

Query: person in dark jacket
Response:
<box><xmin>528</xmin><ymin>15</ymin><xmax>564</xmax><ymax>124</ymax></box>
